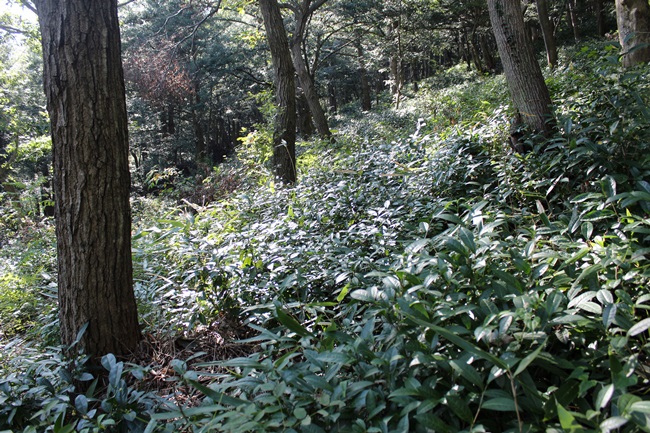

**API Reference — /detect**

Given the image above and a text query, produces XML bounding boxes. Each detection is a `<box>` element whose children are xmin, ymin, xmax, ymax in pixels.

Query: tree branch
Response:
<box><xmin>278</xmin><ymin>1</ymin><xmax>300</xmax><ymax>16</ymax></box>
<box><xmin>0</xmin><ymin>24</ymin><xmax>28</xmax><ymax>35</ymax></box>
<box><xmin>19</xmin><ymin>0</ymin><xmax>37</xmax><ymax>15</ymax></box>
<box><xmin>117</xmin><ymin>0</ymin><xmax>138</xmax><ymax>8</ymax></box>
<box><xmin>307</xmin><ymin>0</ymin><xmax>328</xmax><ymax>16</ymax></box>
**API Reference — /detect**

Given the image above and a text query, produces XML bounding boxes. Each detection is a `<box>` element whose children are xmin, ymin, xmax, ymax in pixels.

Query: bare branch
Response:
<box><xmin>117</xmin><ymin>0</ymin><xmax>138</xmax><ymax>8</ymax></box>
<box><xmin>19</xmin><ymin>0</ymin><xmax>37</xmax><ymax>15</ymax></box>
<box><xmin>306</xmin><ymin>0</ymin><xmax>328</xmax><ymax>16</ymax></box>
<box><xmin>174</xmin><ymin>0</ymin><xmax>222</xmax><ymax>52</ymax></box>
<box><xmin>278</xmin><ymin>1</ymin><xmax>299</xmax><ymax>16</ymax></box>
<box><xmin>0</xmin><ymin>24</ymin><xmax>28</xmax><ymax>35</ymax></box>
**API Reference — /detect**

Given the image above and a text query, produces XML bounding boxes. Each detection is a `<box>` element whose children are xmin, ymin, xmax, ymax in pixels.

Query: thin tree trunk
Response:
<box><xmin>356</xmin><ymin>39</ymin><xmax>372</xmax><ymax>111</ymax></box>
<box><xmin>595</xmin><ymin>0</ymin><xmax>606</xmax><ymax>36</ymax></box>
<box><xmin>537</xmin><ymin>0</ymin><xmax>559</xmax><ymax>68</ymax></box>
<box><xmin>296</xmin><ymin>90</ymin><xmax>314</xmax><ymax>136</ymax></box>
<box><xmin>480</xmin><ymin>33</ymin><xmax>496</xmax><ymax>71</ymax></box>
<box><xmin>615</xmin><ymin>0</ymin><xmax>650</xmax><ymax>67</ymax></box>
<box><xmin>290</xmin><ymin>43</ymin><xmax>331</xmax><ymax>139</ymax></box>
<box><xmin>488</xmin><ymin>0</ymin><xmax>554</xmax><ymax>134</ymax></box>
<box><xmin>35</xmin><ymin>0</ymin><xmax>140</xmax><ymax>356</ymax></box>
<box><xmin>260</xmin><ymin>0</ymin><xmax>297</xmax><ymax>184</ymax></box>
<box><xmin>568</xmin><ymin>0</ymin><xmax>580</xmax><ymax>41</ymax></box>
<box><xmin>327</xmin><ymin>82</ymin><xmax>337</xmax><ymax>114</ymax></box>
<box><xmin>470</xmin><ymin>31</ymin><xmax>484</xmax><ymax>72</ymax></box>
<box><xmin>192</xmin><ymin>87</ymin><xmax>206</xmax><ymax>162</ymax></box>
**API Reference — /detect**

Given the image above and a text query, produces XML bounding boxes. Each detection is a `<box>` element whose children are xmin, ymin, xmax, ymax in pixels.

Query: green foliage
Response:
<box><xmin>0</xmin><ymin>349</ymin><xmax>158</xmax><ymax>433</ymax></box>
<box><xmin>2</xmin><ymin>41</ymin><xmax>650</xmax><ymax>433</ymax></box>
<box><xmin>0</xmin><ymin>274</ymin><xmax>39</xmax><ymax>337</ymax></box>
<box><xmin>137</xmin><ymin>43</ymin><xmax>650</xmax><ymax>432</ymax></box>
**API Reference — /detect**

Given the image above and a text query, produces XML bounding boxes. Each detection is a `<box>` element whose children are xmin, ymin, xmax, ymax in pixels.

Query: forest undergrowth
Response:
<box><xmin>1</xmin><ymin>42</ymin><xmax>650</xmax><ymax>432</ymax></box>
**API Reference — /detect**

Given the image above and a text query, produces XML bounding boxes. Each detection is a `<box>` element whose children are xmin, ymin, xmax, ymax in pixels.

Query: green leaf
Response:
<box><xmin>557</xmin><ymin>402</ymin><xmax>586</xmax><ymax>433</ymax></box>
<box><xmin>630</xmin><ymin>401</ymin><xmax>650</xmax><ymax>414</ymax></box>
<box><xmin>458</xmin><ymin>226</ymin><xmax>476</xmax><ymax>253</ymax></box>
<box><xmin>276</xmin><ymin>308</ymin><xmax>313</xmax><ymax>337</ymax></box>
<box><xmin>513</xmin><ymin>340</ymin><xmax>546</xmax><ymax>377</ymax></box>
<box><xmin>74</xmin><ymin>394</ymin><xmax>88</xmax><ymax>415</ymax></box>
<box><xmin>481</xmin><ymin>397</ymin><xmax>516</xmax><ymax>412</ymax></box>
<box><xmin>151</xmin><ymin>404</ymin><xmax>232</xmax><ymax>420</ymax></box>
<box><xmin>449</xmin><ymin>359</ymin><xmax>483</xmax><ymax>388</ymax></box>
<box><xmin>599</xmin><ymin>416</ymin><xmax>628</xmax><ymax>432</ymax></box>
<box><xmin>602</xmin><ymin>304</ymin><xmax>617</xmax><ymax>329</ymax></box>
<box><xmin>294</xmin><ymin>407</ymin><xmax>307</xmax><ymax>420</ymax></box>
<box><xmin>628</xmin><ymin>318</ymin><xmax>650</xmax><ymax>337</ymax></box>
<box><xmin>404</xmin><ymin>314</ymin><xmax>508</xmax><ymax>369</ymax></box>
<box><xmin>595</xmin><ymin>384</ymin><xmax>614</xmax><ymax>409</ymax></box>
<box><xmin>406</xmin><ymin>238</ymin><xmax>429</xmax><ymax>254</ymax></box>
<box><xmin>602</xmin><ymin>176</ymin><xmax>617</xmax><ymax>199</ymax></box>
<box><xmin>446</xmin><ymin>394</ymin><xmax>474</xmax><ymax>423</ymax></box>
<box><xmin>187</xmin><ymin>380</ymin><xmax>248</xmax><ymax>407</ymax></box>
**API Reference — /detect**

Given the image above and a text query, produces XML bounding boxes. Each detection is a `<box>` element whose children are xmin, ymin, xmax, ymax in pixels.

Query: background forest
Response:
<box><xmin>1</xmin><ymin>0</ymin><xmax>650</xmax><ymax>432</ymax></box>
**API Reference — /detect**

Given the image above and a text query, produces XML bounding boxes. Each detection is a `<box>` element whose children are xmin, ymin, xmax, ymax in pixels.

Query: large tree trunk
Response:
<box><xmin>615</xmin><ymin>0</ymin><xmax>650</xmax><ymax>67</ymax></box>
<box><xmin>260</xmin><ymin>0</ymin><xmax>297</xmax><ymax>184</ymax></box>
<box><xmin>35</xmin><ymin>0</ymin><xmax>140</xmax><ymax>356</ymax></box>
<box><xmin>487</xmin><ymin>0</ymin><xmax>554</xmax><ymax>134</ymax></box>
<box><xmin>537</xmin><ymin>0</ymin><xmax>558</xmax><ymax>69</ymax></box>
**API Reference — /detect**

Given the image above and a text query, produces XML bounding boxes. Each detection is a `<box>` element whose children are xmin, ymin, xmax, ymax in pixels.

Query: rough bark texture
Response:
<box><xmin>487</xmin><ymin>0</ymin><xmax>554</xmax><ymax>134</ymax></box>
<box><xmin>536</xmin><ymin>0</ymin><xmax>558</xmax><ymax>68</ymax></box>
<box><xmin>35</xmin><ymin>0</ymin><xmax>141</xmax><ymax>356</ymax></box>
<box><xmin>260</xmin><ymin>0</ymin><xmax>297</xmax><ymax>184</ymax></box>
<box><xmin>288</xmin><ymin>0</ymin><xmax>332</xmax><ymax>139</ymax></box>
<box><xmin>616</xmin><ymin>0</ymin><xmax>650</xmax><ymax>67</ymax></box>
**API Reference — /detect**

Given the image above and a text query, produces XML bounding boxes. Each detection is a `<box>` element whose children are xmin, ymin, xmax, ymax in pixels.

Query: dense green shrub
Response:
<box><xmin>1</xmin><ymin>42</ymin><xmax>649</xmax><ymax>433</ymax></box>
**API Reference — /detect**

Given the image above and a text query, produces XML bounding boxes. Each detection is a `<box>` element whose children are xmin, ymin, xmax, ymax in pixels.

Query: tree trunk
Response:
<box><xmin>595</xmin><ymin>0</ymin><xmax>606</xmax><ymax>37</ymax></box>
<box><xmin>327</xmin><ymin>82</ymin><xmax>337</xmax><ymax>114</ymax></box>
<box><xmin>286</xmin><ymin>1</ymin><xmax>332</xmax><ymax>139</ymax></box>
<box><xmin>260</xmin><ymin>0</ymin><xmax>297</xmax><ymax>184</ymax></box>
<box><xmin>537</xmin><ymin>0</ymin><xmax>558</xmax><ymax>68</ymax></box>
<box><xmin>615</xmin><ymin>0</ymin><xmax>650</xmax><ymax>67</ymax></box>
<box><xmin>355</xmin><ymin>39</ymin><xmax>372</xmax><ymax>111</ymax></box>
<box><xmin>191</xmin><ymin>81</ymin><xmax>206</xmax><ymax>162</ymax></box>
<box><xmin>296</xmin><ymin>91</ymin><xmax>314</xmax><ymax>136</ymax></box>
<box><xmin>470</xmin><ymin>32</ymin><xmax>485</xmax><ymax>72</ymax></box>
<box><xmin>568</xmin><ymin>0</ymin><xmax>580</xmax><ymax>41</ymax></box>
<box><xmin>487</xmin><ymin>0</ymin><xmax>554</xmax><ymax>134</ymax></box>
<box><xmin>35</xmin><ymin>0</ymin><xmax>140</xmax><ymax>356</ymax></box>
<box><xmin>388</xmin><ymin>18</ymin><xmax>403</xmax><ymax>108</ymax></box>
<box><xmin>480</xmin><ymin>33</ymin><xmax>496</xmax><ymax>71</ymax></box>
<box><xmin>290</xmin><ymin>41</ymin><xmax>331</xmax><ymax>139</ymax></box>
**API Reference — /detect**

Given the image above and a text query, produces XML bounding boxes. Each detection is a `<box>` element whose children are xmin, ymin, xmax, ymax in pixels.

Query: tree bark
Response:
<box><xmin>595</xmin><ymin>0</ymin><xmax>606</xmax><ymax>37</ymax></box>
<box><xmin>260</xmin><ymin>0</ymin><xmax>297</xmax><ymax>184</ymax></box>
<box><xmin>567</xmin><ymin>0</ymin><xmax>580</xmax><ymax>41</ymax></box>
<box><xmin>480</xmin><ymin>33</ymin><xmax>496</xmax><ymax>71</ymax></box>
<box><xmin>290</xmin><ymin>37</ymin><xmax>331</xmax><ymax>138</ymax></box>
<box><xmin>487</xmin><ymin>0</ymin><xmax>554</xmax><ymax>134</ymax></box>
<box><xmin>537</xmin><ymin>0</ymin><xmax>558</xmax><ymax>68</ymax></box>
<box><xmin>34</xmin><ymin>0</ymin><xmax>140</xmax><ymax>356</ymax></box>
<box><xmin>615</xmin><ymin>0</ymin><xmax>650</xmax><ymax>67</ymax></box>
<box><xmin>286</xmin><ymin>0</ymin><xmax>332</xmax><ymax>139</ymax></box>
<box><xmin>356</xmin><ymin>40</ymin><xmax>372</xmax><ymax>111</ymax></box>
